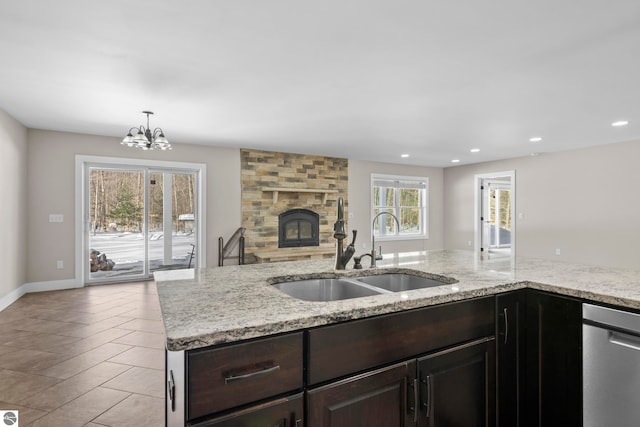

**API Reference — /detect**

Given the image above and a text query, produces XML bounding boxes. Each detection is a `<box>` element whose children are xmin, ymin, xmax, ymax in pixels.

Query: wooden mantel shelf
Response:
<box><xmin>261</xmin><ymin>187</ymin><xmax>338</xmax><ymax>203</ymax></box>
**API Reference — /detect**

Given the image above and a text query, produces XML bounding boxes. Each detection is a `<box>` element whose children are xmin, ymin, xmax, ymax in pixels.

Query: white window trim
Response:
<box><xmin>370</xmin><ymin>173</ymin><xmax>429</xmax><ymax>241</ymax></box>
<box><xmin>75</xmin><ymin>155</ymin><xmax>207</xmax><ymax>285</ymax></box>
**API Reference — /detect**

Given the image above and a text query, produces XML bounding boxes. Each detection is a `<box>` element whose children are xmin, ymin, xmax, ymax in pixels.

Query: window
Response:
<box><xmin>371</xmin><ymin>174</ymin><xmax>428</xmax><ymax>239</ymax></box>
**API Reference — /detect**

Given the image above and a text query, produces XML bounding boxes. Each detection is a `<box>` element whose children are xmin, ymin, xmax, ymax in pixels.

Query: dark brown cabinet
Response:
<box><xmin>496</xmin><ymin>290</ymin><xmax>526</xmax><ymax>426</ymax></box>
<box><xmin>180</xmin><ymin>297</ymin><xmax>496</xmax><ymax>426</ymax></box>
<box><xmin>417</xmin><ymin>338</ymin><xmax>495</xmax><ymax>427</ymax></box>
<box><xmin>307</xmin><ymin>337</ymin><xmax>495</xmax><ymax>427</ymax></box>
<box><xmin>193</xmin><ymin>393</ymin><xmax>304</xmax><ymax>427</ymax></box>
<box><xmin>524</xmin><ymin>290</ymin><xmax>582</xmax><ymax>427</ymax></box>
<box><xmin>307</xmin><ymin>360</ymin><xmax>416</xmax><ymax>427</ymax></box>
<box><xmin>496</xmin><ymin>289</ymin><xmax>582</xmax><ymax>427</ymax></box>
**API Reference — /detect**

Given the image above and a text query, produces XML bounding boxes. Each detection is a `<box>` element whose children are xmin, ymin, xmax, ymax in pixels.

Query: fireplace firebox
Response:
<box><xmin>278</xmin><ymin>209</ymin><xmax>320</xmax><ymax>248</ymax></box>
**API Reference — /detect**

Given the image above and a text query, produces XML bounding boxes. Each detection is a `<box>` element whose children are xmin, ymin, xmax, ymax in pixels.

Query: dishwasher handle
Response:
<box><xmin>609</xmin><ymin>331</ymin><xmax>640</xmax><ymax>351</ymax></box>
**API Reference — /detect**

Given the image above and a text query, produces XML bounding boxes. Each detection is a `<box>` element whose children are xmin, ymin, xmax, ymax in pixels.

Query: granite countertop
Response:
<box><xmin>154</xmin><ymin>249</ymin><xmax>640</xmax><ymax>351</ymax></box>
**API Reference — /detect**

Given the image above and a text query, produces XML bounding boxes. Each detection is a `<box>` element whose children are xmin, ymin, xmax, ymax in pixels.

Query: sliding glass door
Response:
<box><xmin>82</xmin><ymin>159</ymin><xmax>202</xmax><ymax>284</ymax></box>
<box><xmin>147</xmin><ymin>171</ymin><xmax>197</xmax><ymax>273</ymax></box>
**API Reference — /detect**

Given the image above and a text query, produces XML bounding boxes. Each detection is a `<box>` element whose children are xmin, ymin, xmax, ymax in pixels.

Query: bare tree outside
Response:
<box><xmin>89</xmin><ymin>169</ymin><xmax>197</xmax><ymax>278</ymax></box>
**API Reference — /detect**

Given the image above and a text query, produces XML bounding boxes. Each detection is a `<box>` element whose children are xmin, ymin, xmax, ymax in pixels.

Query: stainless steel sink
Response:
<box><xmin>272</xmin><ymin>278</ymin><xmax>384</xmax><ymax>301</ymax></box>
<box><xmin>272</xmin><ymin>272</ymin><xmax>455</xmax><ymax>301</ymax></box>
<box><xmin>355</xmin><ymin>274</ymin><xmax>449</xmax><ymax>292</ymax></box>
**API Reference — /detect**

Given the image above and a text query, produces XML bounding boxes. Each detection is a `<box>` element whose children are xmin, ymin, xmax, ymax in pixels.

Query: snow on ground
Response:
<box><xmin>90</xmin><ymin>232</ymin><xmax>196</xmax><ymax>279</ymax></box>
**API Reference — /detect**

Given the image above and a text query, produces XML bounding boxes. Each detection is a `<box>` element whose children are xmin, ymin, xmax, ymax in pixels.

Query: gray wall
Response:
<box><xmin>27</xmin><ymin>129</ymin><xmax>241</xmax><ymax>283</ymax></box>
<box><xmin>349</xmin><ymin>159</ymin><xmax>444</xmax><ymax>254</ymax></box>
<box><xmin>22</xmin><ymin>128</ymin><xmax>443</xmax><ymax>286</ymax></box>
<box><xmin>0</xmin><ymin>109</ymin><xmax>28</xmax><ymax>303</ymax></box>
<box><xmin>443</xmin><ymin>139</ymin><xmax>640</xmax><ymax>269</ymax></box>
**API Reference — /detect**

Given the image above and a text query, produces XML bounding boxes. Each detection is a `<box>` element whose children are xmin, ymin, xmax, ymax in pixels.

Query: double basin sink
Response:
<box><xmin>272</xmin><ymin>272</ymin><xmax>456</xmax><ymax>302</ymax></box>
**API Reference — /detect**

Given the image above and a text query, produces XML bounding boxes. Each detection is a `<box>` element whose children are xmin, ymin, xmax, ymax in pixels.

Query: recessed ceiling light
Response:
<box><xmin>401</xmin><ymin>153</ymin><xmax>410</xmax><ymax>158</ymax></box>
<box><xmin>470</xmin><ymin>148</ymin><xmax>480</xmax><ymax>153</ymax></box>
<box><xmin>451</xmin><ymin>159</ymin><xmax>460</xmax><ymax>163</ymax></box>
<box><xmin>529</xmin><ymin>137</ymin><xmax>543</xmax><ymax>142</ymax></box>
<box><xmin>611</xmin><ymin>120</ymin><xmax>629</xmax><ymax>127</ymax></box>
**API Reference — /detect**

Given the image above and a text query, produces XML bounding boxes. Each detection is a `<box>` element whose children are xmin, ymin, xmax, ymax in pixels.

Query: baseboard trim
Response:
<box><xmin>0</xmin><ymin>279</ymin><xmax>83</xmax><ymax>312</ymax></box>
<box><xmin>0</xmin><ymin>286</ymin><xmax>26</xmax><ymax>312</ymax></box>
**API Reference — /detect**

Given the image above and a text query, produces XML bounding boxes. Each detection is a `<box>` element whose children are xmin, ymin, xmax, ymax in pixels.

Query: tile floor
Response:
<box><xmin>0</xmin><ymin>282</ymin><xmax>165</xmax><ymax>426</ymax></box>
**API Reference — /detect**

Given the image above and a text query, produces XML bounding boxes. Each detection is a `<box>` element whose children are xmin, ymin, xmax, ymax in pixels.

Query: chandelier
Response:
<box><xmin>121</xmin><ymin>111</ymin><xmax>172</xmax><ymax>150</ymax></box>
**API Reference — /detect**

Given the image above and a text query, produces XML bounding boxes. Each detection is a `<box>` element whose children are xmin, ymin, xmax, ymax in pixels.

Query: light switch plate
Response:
<box><xmin>49</xmin><ymin>214</ymin><xmax>64</xmax><ymax>223</ymax></box>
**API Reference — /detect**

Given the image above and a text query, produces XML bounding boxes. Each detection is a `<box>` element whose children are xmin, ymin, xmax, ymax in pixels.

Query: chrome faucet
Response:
<box><xmin>333</xmin><ymin>197</ymin><xmax>357</xmax><ymax>270</ymax></box>
<box><xmin>354</xmin><ymin>211</ymin><xmax>400</xmax><ymax>268</ymax></box>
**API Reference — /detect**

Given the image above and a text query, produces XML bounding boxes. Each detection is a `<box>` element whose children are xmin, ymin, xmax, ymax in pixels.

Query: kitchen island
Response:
<box><xmin>155</xmin><ymin>249</ymin><xmax>640</xmax><ymax>426</ymax></box>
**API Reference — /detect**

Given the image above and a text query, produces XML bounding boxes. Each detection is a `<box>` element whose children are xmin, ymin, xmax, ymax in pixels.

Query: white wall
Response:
<box><xmin>348</xmin><ymin>159</ymin><xmax>444</xmax><ymax>254</ymax></box>
<box><xmin>0</xmin><ymin>109</ymin><xmax>28</xmax><ymax>307</ymax></box>
<box><xmin>26</xmin><ymin>129</ymin><xmax>241</xmax><ymax>283</ymax></box>
<box><xmin>443</xmin><ymin>139</ymin><xmax>640</xmax><ymax>269</ymax></box>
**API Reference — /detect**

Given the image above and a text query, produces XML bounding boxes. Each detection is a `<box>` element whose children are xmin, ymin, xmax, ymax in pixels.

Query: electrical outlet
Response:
<box><xmin>56</xmin><ymin>260</ymin><xmax>64</xmax><ymax>269</ymax></box>
<box><xmin>468</xmin><ymin>241</ymin><xmax>472</xmax><ymax>247</ymax></box>
<box><xmin>555</xmin><ymin>248</ymin><xmax>561</xmax><ymax>256</ymax></box>
<box><xmin>518</xmin><ymin>212</ymin><xmax>524</xmax><ymax>220</ymax></box>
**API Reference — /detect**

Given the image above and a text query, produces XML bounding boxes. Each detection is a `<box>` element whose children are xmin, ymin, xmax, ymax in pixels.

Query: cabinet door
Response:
<box><xmin>524</xmin><ymin>290</ymin><xmax>581</xmax><ymax>427</ymax></box>
<box><xmin>307</xmin><ymin>360</ymin><xmax>416</xmax><ymax>427</ymax></box>
<box><xmin>496</xmin><ymin>290</ymin><xmax>526</xmax><ymax>427</ymax></box>
<box><xmin>417</xmin><ymin>337</ymin><xmax>496</xmax><ymax>427</ymax></box>
<box><xmin>192</xmin><ymin>393</ymin><xmax>303</xmax><ymax>427</ymax></box>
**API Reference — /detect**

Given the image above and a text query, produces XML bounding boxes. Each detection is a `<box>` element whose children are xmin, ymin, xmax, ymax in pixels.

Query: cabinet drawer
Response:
<box><xmin>307</xmin><ymin>297</ymin><xmax>494</xmax><ymax>385</ymax></box>
<box><xmin>191</xmin><ymin>392</ymin><xmax>304</xmax><ymax>427</ymax></box>
<box><xmin>187</xmin><ymin>332</ymin><xmax>303</xmax><ymax>420</ymax></box>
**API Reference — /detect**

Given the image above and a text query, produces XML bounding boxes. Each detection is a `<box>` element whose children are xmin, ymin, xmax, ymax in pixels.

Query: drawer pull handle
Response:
<box><xmin>224</xmin><ymin>365</ymin><xmax>281</xmax><ymax>384</ymax></box>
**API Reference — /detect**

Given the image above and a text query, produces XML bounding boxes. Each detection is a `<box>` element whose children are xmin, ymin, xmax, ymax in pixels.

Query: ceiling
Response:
<box><xmin>1</xmin><ymin>1</ymin><xmax>639</xmax><ymax>167</ymax></box>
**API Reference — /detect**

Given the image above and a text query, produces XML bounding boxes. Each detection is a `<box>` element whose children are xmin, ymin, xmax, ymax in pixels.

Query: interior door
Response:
<box><xmin>480</xmin><ymin>182</ymin><xmax>491</xmax><ymax>255</ymax></box>
<box><xmin>477</xmin><ymin>173</ymin><xmax>514</xmax><ymax>259</ymax></box>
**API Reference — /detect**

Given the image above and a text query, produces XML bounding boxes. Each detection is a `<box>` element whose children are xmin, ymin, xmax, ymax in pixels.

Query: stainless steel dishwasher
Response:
<box><xmin>583</xmin><ymin>303</ymin><xmax>640</xmax><ymax>426</ymax></box>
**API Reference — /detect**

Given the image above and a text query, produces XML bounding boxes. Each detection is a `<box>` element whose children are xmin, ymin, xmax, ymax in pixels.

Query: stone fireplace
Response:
<box><xmin>279</xmin><ymin>208</ymin><xmax>320</xmax><ymax>248</ymax></box>
<box><xmin>241</xmin><ymin>149</ymin><xmax>348</xmax><ymax>263</ymax></box>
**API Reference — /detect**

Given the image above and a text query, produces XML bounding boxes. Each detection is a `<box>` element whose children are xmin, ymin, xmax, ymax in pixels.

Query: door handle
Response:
<box><xmin>409</xmin><ymin>378</ymin><xmax>418</xmax><ymax>423</ymax></box>
<box><xmin>420</xmin><ymin>374</ymin><xmax>432</xmax><ymax>421</ymax></box>
<box><xmin>424</xmin><ymin>375</ymin><xmax>432</xmax><ymax>420</ymax></box>
<box><xmin>503</xmin><ymin>307</ymin><xmax>509</xmax><ymax>345</ymax></box>
<box><xmin>498</xmin><ymin>306</ymin><xmax>509</xmax><ymax>345</ymax></box>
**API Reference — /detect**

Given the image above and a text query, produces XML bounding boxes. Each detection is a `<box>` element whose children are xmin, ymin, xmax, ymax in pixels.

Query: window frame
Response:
<box><xmin>370</xmin><ymin>173</ymin><xmax>429</xmax><ymax>241</ymax></box>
